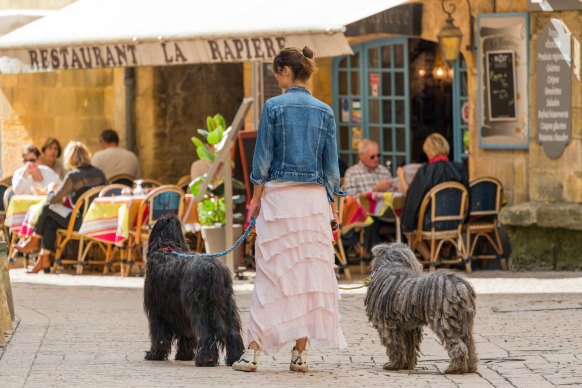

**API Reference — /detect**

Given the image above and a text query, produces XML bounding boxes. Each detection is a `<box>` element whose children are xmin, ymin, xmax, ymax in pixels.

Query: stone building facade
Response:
<box><xmin>1</xmin><ymin>0</ymin><xmax>581</xmax><ymax>268</ymax></box>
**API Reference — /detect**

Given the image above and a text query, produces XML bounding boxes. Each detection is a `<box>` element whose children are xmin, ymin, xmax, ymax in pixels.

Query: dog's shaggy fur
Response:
<box><xmin>365</xmin><ymin>243</ymin><xmax>478</xmax><ymax>374</ymax></box>
<box><xmin>143</xmin><ymin>215</ymin><xmax>244</xmax><ymax>366</ymax></box>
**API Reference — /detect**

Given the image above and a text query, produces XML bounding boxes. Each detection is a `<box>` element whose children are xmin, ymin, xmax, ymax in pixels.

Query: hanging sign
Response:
<box><xmin>536</xmin><ymin>18</ymin><xmax>571</xmax><ymax>159</ymax></box>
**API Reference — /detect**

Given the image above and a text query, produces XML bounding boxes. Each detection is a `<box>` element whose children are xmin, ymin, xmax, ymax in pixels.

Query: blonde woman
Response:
<box><xmin>399</xmin><ymin>133</ymin><xmax>468</xmax><ymax>260</ymax></box>
<box><xmin>15</xmin><ymin>141</ymin><xmax>107</xmax><ymax>273</ymax></box>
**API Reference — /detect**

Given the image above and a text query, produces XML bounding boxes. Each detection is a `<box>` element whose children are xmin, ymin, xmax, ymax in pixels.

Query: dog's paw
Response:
<box><xmin>195</xmin><ymin>358</ymin><xmax>219</xmax><ymax>367</ymax></box>
<box><xmin>383</xmin><ymin>362</ymin><xmax>402</xmax><ymax>371</ymax></box>
<box><xmin>145</xmin><ymin>351</ymin><xmax>167</xmax><ymax>361</ymax></box>
<box><xmin>444</xmin><ymin>366</ymin><xmax>468</xmax><ymax>374</ymax></box>
<box><xmin>175</xmin><ymin>351</ymin><xmax>195</xmax><ymax>361</ymax></box>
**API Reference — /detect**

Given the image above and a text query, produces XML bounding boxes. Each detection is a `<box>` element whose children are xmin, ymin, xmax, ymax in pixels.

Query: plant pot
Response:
<box><xmin>200</xmin><ymin>224</ymin><xmax>243</xmax><ymax>266</ymax></box>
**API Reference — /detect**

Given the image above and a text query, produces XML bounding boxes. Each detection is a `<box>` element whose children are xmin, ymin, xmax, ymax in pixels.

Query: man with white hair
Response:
<box><xmin>344</xmin><ymin>139</ymin><xmax>394</xmax><ymax>196</ymax></box>
<box><xmin>343</xmin><ymin>139</ymin><xmax>396</xmax><ymax>254</ymax></box>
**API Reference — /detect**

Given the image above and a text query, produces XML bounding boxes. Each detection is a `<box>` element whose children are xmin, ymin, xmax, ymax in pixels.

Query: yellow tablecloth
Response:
<box><xmin>5</xmin><ymin>195</ymin><xmax>47</xmax><ymax>235</ymax></box>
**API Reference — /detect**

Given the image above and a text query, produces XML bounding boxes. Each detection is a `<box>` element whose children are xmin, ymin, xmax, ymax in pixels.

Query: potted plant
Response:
<box><xmin>190</xmin><ymin>114</ymin><xmax>245</xmax><ymax>263</ymax></box>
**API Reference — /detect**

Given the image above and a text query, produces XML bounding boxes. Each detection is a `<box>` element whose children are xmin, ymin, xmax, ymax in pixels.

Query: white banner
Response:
<box><xmin>0</xmin><ymin>33</ymin><xmax>352</xmax><ymax>73</ymax></box>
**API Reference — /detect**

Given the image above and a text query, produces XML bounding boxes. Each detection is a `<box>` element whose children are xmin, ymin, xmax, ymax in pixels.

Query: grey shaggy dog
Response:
<box><xmin>364</xmin><ymin>243</ymin><xmax>478</xmax><ymax>374</ymax></box>
<box><xmin>143</xmin><ymin>215</ymin><xmax>244</xmax><ymax>366</ymax></box>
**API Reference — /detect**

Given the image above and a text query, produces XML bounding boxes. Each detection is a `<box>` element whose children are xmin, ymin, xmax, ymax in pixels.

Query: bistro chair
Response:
<box><xmin>0</xmin><ymin>180</ymin><xmax>10</xmax><ymax>241</ymax></box>
<box><xmin>176</xmin><ymin>174</ymin><xmax>191</xmax><ymax>193</ymax></box>
<box><xmin>125</xmin><ymin>185</ymin><xmax>185</xmax><ymax>276</ymax></box>
<box><xmin>99</xmin><ymin>184</ymin><xmax>128</xmax><ymax>197</ymax></box>
<box><xmin>51</xmin><ymin>186</ymin><xmax>105</xmax><ymax>273</ymax></box>
<box><xmin>3</xmin><ymin>186</ymin><xmax>24</xmax><ymax>268</ymax></box>
<box><xmin>410</xmin><ymin>181</ymin><xmax>470</xmax><ymax>272</ymax></box>
<box><xmin>134</xmin><ymin>178</ymin><xmax>163</xmax><ymax>190</ymax></box>
<box><xmin>332</xmin><ymin>196</ymin><xmax>354</xmax><ymax>280</ymax></box>
<box><xmin>108</xmin><ymin>173</ymin><xmax>134</xmax><ymax>187</ymax></box>
<box><xmin>465</xmin><ymin>177</ymin><xmax>507</xmax><ymax>270</ymax></box>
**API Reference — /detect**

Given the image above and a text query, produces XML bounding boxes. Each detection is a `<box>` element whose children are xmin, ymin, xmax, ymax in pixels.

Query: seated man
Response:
<box><xmin>92</xmin><ymin>129</ymin><xmax>140</xmax><ymax>180</ymax></box>
<box><xmin>12</xmin><ymin>143</ymin><xmax>61</xmax><ymax>195</ymax></box>
<box><xmin>343</xmin><ymin>139</ymin><xmax>397</xmax><ymax>253</ymax></box>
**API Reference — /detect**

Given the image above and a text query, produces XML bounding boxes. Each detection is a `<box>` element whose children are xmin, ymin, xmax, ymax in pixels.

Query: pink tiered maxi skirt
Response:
<box><xmin>247</xmin><ymin>183</ymin><xmax>347</xmax><ymax>355</ymax></box>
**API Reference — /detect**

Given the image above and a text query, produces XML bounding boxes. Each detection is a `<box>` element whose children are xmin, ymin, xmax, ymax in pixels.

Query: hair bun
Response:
<box><xmin>301</xmin><ymin>46</ymin><xmax>314</xmax><ymax>59</ymax></box>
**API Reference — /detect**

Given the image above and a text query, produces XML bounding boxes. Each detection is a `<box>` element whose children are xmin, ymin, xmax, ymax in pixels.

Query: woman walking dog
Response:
<box><xmin>232</xmin><ymin>46</ymin><xmax>347</xmax><ymax>372</ymax></box>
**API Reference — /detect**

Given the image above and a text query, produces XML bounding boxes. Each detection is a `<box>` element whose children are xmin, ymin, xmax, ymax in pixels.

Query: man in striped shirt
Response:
<box><xmin>343</xmin><ymin>139</ymin><xmax>396</xmax><ymax>255</ymax></box>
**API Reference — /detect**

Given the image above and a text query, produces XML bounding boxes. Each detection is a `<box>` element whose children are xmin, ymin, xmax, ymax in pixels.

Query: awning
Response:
<box><xmin>0</xmin><ymin>10</ymin><xmax>53</xmax><ymax>37</ymax></box>
<box><xmin>0</xmin><ymin>0</ymin><xmax>409</xmax><ymax>74</ymax></box>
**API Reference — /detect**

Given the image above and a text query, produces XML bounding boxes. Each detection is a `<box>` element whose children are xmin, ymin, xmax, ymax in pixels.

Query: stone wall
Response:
<box><xmin>0</xmin><ymin>68</ymin><xmax>125</xmax><ymax>178</ymax></box>
<box><xmin>134</xmin><ymin>63</ymin><xmax>244</xmax><ymax>183</ymax></box>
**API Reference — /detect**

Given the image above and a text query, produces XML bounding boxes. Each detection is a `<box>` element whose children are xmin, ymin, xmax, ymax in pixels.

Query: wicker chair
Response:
<box><xmin>125</xmin><ymin>185</ymin><xmax>185</xmax><ymax>276</ymax></box>
<box><xmin>465</xmin><ymin>177</ymin><xmax>507</xmax><ymax>270</ymax></box>
<box><xmin>134</xmin><ymin>179</ymin><xmax>163</xmax><ymax>190</ymax></box>
<box><xmin>3</xmin><ymin>186</ymin><xmax>25</xmax><ymax>268</ymax></box>
<box><xmin>99</xmin><ymin>184</ymin><xmax>129</xmax><ymax>197</ymax></box>
<box><xmin>0</xmin><ymin>180</ymin><xmax>10</xmax><ymax>241</ymax></box>
<box><xmin>108</xmin><ymin>174</ymin><xmax>134</xmax><ymax>187</ymax></box>
<box><xmin>176</xmin><ymin>174</ymin><xmax>191</xmax><ymax>193</ymax></box>
<box><xmin>410</xmin><ymin>181</ymin><xmax>470</xmax><ymax>272</ymax></box>
<box><xmin>51</xmin><ymin>186</ymin><xmax>105</xmax><ymax>273</ymax></box>
<box><xmin>332</xmin><ymin>196</ymin><xmax>353</xmax><ymax>280</ymax></box>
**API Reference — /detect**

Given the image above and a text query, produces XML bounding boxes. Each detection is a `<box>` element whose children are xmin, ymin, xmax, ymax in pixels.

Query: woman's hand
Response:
<box><xmin>248</xmin><ymin>197</ymin><xmax>261</xmax><ymax>219</ymax></box>
<box><xmin>331</xmin><ymin>211</ymin><xmax>339</xmax><ymax>231</ymax></box>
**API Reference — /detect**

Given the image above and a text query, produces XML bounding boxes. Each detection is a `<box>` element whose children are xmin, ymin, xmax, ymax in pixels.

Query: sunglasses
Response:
<box><xmin>23</xmin><ymin>158</ymin><xmax>37</xmax><ymax>163</ymax></box>
<box><xmin>369</xmin><ymin>154</ymin><xmax>381</xmax><ymax>160</ymax></box>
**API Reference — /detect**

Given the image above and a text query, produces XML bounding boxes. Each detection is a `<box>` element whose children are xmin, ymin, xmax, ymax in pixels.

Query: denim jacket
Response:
<box><xmin>250</xmin><ymin>86</ymin><xmax>344</xmax><ymax>203</ymax></box>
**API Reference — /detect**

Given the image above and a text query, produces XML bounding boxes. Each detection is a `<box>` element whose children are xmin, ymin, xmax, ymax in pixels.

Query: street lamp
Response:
<box><xmin>437</xmin><ymin>0</ymin><xmax>475</xmax><ymax>65</ymax></box>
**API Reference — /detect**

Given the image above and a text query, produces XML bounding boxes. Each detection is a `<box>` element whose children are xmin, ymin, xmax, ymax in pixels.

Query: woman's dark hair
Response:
<box><xmin>272</xmin><ymin>46</ymin><xmax>316</xmax><ymax>82</ymax></box>
<box><xmin>22</xmin><ymin>143</ymin><xmax>40</xmax><ymax>158</ymax></box>
<box><xmin>41</xmin><ymin>137</ymin><xmax>62</xmax><ymax>158</ymax></box>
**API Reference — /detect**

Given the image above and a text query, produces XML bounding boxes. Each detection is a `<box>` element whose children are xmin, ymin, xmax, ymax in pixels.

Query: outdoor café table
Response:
<box><xmin>358</xmin><ymin>191</ymin><xmax>405</xmax><ymax>242</ymax></box>
<box><xmin>5</xmin><ymin>195</ymin><xmax>47</xmax><ymax>237</ymax></box>
<box><xmin>79</xmin><ymin>193</ymin><xmax>197</xmax><ymax>248</ymax></box>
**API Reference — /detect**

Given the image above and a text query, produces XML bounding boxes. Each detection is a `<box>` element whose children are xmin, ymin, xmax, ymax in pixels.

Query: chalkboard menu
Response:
<box><xmin>486</xmin><ymin>50</ymin><xmax>517</xmax><ymax>121</ymax></box>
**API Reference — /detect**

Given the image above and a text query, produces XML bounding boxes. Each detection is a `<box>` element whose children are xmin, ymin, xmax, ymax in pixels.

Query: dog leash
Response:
<box><xmin>166</xmin><ymin>218</ymin><xmax>256</xmax><ymax>259</ymax></box>
<box><xmin>167</xmin><ymin>218</ymin><xmax>369</xmax><ymax>291</ymax></box>
<box><xmin>337</xmin><ymin>278</ymin><xmax>371</xmax><ymax>290</ymax></box>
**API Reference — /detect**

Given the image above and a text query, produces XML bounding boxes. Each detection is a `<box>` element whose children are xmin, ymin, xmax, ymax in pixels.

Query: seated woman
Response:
<box><xmin>14</xmin><ymin>141</ymin><xmax>107</xmax><ymax>273</ymax></box>
<box><xmin>40</xmin><ymin>137</ymin><xmax>66</xmax><ymax>179</ymax></box>
<box><xmin>12</xmin><ymin>143</ymin><xmax>61</xmax><ymax>195</ymax></box>
<box><xmin>399</xmin><ymin>133</ymin><xmax>468</xmax><ymax>260</ymax></box>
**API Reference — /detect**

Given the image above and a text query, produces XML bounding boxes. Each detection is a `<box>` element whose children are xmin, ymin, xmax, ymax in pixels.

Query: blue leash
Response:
<box><xmin>167</xmin><ymin>218</ymin><xmax>256</xmax><ymax>259</ymax></box>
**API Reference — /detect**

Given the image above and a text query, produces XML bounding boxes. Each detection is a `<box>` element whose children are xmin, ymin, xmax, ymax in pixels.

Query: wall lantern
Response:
<box><xmin>437</xmin><ymin>0</ymin><xmax>476</xmax><ymax>65</ymax></box>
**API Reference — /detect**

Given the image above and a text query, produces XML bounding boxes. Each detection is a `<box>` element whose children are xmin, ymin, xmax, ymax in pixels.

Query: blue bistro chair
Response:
<box><xmin>125</xmin><ymin>185</ymin><xmax>184</xmax><ymax>276</ymax></box>
<box><xmin>410</xmin><ymin>181</ymin><xmax>470</xmax><ymax>272</ymax></box>
<box><xmin>465</xmin><ymin>177</ymin><xmax>507</xmax><ymax>270</ymax></box>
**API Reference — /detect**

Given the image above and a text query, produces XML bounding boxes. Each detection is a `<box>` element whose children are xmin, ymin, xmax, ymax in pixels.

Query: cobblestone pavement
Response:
<box><xmin>1</xmin><ymin>270</ymin><xmax>581</xmax><ymax>387</ymax></box>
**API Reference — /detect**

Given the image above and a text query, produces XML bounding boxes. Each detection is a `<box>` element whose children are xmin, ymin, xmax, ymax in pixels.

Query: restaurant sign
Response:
<box><xmin>536</xmin><ymin>18</ymin><xmax>572</xmax><ymax>159</ymax></box>
<box><xmin>0</xmin><ymin>33</ymin><xmax>351</xmax><ymax>73</ymax></box>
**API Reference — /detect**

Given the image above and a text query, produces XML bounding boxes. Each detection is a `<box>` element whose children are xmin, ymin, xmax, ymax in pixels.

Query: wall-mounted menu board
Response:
<box><xmin>486</xmin><ymin>50</ymin><xmax>517</xmax><ymax>121</ymax></box>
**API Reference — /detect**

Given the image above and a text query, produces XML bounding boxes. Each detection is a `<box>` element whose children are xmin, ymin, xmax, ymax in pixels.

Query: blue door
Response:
<box><xmin>332</xmin><ymin>38</ymin><xmax>410</xmax><ymax>173</ymax></box>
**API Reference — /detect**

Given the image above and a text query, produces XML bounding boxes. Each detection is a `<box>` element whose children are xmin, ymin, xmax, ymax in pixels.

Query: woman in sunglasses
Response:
<box><xmin>12</xmin><ymin>143</ymin><xmax>61</xmax><ymax>195</ymax></box>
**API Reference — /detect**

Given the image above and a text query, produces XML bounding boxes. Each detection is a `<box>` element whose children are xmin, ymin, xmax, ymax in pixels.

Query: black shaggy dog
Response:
<box><xmin>143</xmin><ymin>215</ymin><xmax>244</xmax><ymax>366</ymax></box>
